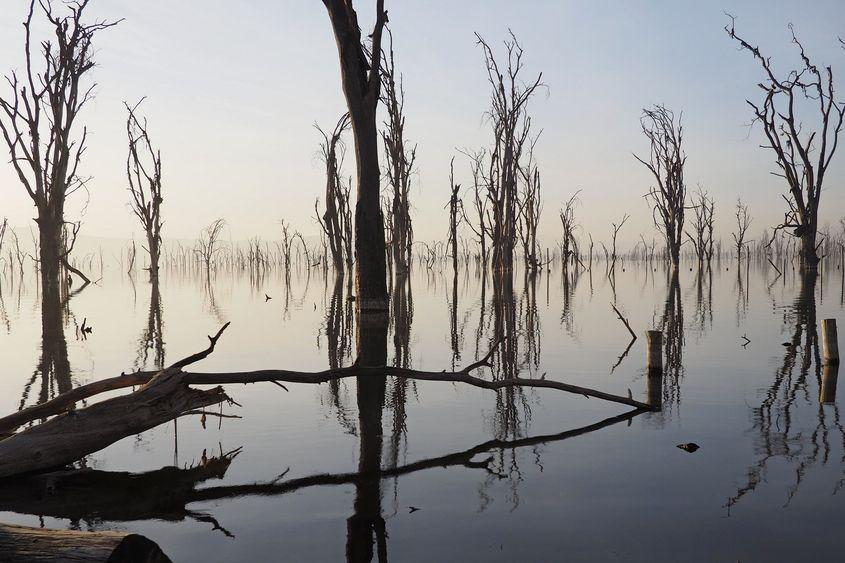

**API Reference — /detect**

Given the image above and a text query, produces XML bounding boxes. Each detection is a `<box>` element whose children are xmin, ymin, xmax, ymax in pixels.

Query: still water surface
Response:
<box><xmin>0</xmin><ymin>259</ymin><xmax>843</xmax><ymax>562</ymax></box>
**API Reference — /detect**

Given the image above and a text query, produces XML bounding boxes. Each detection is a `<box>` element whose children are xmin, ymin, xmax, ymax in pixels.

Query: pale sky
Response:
<box><xmin>1</xmin><ymin>0</ymin><xmax>844</xmax><ymax>250</ymax></box>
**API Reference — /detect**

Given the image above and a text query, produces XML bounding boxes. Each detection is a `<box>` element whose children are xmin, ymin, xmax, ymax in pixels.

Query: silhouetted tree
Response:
<box><xmin>381</xmin><ymin>28</ymin><xmax>415</xmax><ymax>275</ymax></box>
<box><xmin>315</xmin><ymin>113</ymin><xmax>353</xmax><ymax>272</ymax></box>
<box><xmin>731</xmin><ymin>197</ymin><xmax>752</xmax><ymax>261</ymax></box>
<box><xmin>475</xmin><ymin>31</ymin><xmax>543</xmax><ymax>275</ymax></box>
<box><xmin>686</xmin><ymin>185</ymin><xmax>715</xmax><ymax>264</ymax></box>
<box><xmin>559</xmin><ymin>191</ymin><xmax>580</xmax><ymax>270</ymax></box>
<box><xmin>635</xmin><ymin>105</ymin><xmax>686</xmax><ymax>270</ymax></box>
<box><xmin>322</xmin><ymin>0</ymin><xmax>389</xmax><ymax>311</ymax></box>
<box><xmin>125</xmin><ymin>100</ymin><xmax>163</xmax><ymax>281</ymax></box>
<box><xmin>0</xmin><ymin>0</ymin><xmax>118</xmax><ymax>296</ymax></box>
<box><xmin>726</xmin><ymin>16</ymin><xmax>845</xmax><ymax>271</ymax></box>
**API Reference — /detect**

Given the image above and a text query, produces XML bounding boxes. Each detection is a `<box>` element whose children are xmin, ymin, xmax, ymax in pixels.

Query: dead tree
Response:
<box><xmin>0</xmin><ymin>0</ymin><xmax>118</xmax><ymax>295</ymax></box>
<box><xmin>634</xmin><ymin>105</ymin><xmax>686</xmax><ymax>270</ymax></box>
<box><xmin>726</xmin><ymin>16</ymin><xmax>845</xmax><ymax>271</ymax></box>
<box><xmin>517</xmin><ymin>143</ymin><xmax>542</xmax><ymax>272</ymax></box>
<box><xmin>125</xmin><ymin>99</ymin><xmax>163</xmax><ymax>282</ymax></box>
<box><xmin>447</xmin><ymin>157</ymin><xmax>461</xmax><ymax>275</ymax></box>
<box><xmin>315</xmin><ymin>112</ymin><xmax>351</xmax><ymax>272</ymax></box>
<box><xmin>195</xmin><ymin>219</ymin><xmax>226</xmax><ymax>275</ymax></box>
<box><xmin>322</xmin><ymin>0</ymin><xmax>389</xmax><ymax>311</ymax></box>
<box><xmin>459</xmin><ymin>148</ymin><xmax>491</xmax><ymax>266</ymax></box>
<box><xmin>381</xmin><ymin>28</ymin><xmax>416</xmax><ymax>275</ymax></box>
<box><xmin>476</xmin><ymin>31</ymin><xmax>543</xmax><ymax>274</ymax></box>
<box><xmin>559</xmin><ymin>191</ymin><xmax>581</xmax><ymax>269</ymax></box>
<box><xmin>609</xmin><ymin>214</ymin><xmax>630</xmax><ymax>273</ymax></box>
<box><xmin>731</xmin><ymin>197</ymin><xmax>752</xmax><ymax>261</ymax></box>
<box><xmin>686</xmin><ymin>185</ymin><xmax>715</xmax><ymax>264</ymax></box>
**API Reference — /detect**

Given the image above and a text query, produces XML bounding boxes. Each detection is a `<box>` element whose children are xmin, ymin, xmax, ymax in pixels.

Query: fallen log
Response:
<box><xmin>0</xmin><ymin>324</ymin><xmax>234</xmax><ymax>478</ymax></box>
<box><xmin>0</xmin><ymin>524</ymin><xmax>171</xmax><ymax>562</ymax></box>
<box><xmin>0</xmin><ymin>325</ymin><xmax>653</xmax><ymax>478</ymax></box>
<box><xmin>1</xmin><ymin>331</ymin><xmax>652</xmax><ymax>436</ymax></box>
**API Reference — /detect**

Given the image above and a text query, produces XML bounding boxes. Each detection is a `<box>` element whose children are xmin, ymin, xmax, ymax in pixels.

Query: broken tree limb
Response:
<box><xmin>0</xmin><ymin>332</ymin><xmax>652</xmax><ymax>437</ymax></box>
<box><xmin>0</xmin><ymin>327</ymin><xmax>653</xmax><ymax>477</ymax></box>
<box><xmin>0</xmin><ymin>524</ymin><xmax>172</xmax><ymax>562</ymax></box>
<box><xmin>611</xmin><ymin>302</ymin><xmax>637</xmax><ymax>341</ymax></box>
<box><xmin>0</xmin><ymin>326</ymin><xmax>236</xmax><ymax>478</ymax></box>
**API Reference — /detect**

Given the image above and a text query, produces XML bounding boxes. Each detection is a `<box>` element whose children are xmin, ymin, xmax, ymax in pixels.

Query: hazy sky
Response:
<box><xmin>1</xmin><ymin>0</ymin><xmax>845</xmax><ymax>249</ymax></box>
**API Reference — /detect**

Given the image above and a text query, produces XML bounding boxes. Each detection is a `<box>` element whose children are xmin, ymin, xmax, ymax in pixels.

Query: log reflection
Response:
<box><xmin>0</xmin><ymin>409</ymin><xmax>646</xmax><ymax>546</ymax></box>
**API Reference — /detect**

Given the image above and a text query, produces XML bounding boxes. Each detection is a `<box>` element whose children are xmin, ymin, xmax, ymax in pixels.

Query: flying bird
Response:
<box><xmin>265</xmin><ymin>294</ymin><xmax>272</xmax><ymax>302</ymax></box>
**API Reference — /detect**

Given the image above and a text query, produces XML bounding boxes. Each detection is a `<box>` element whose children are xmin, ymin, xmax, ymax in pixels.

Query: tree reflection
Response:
<box><xmin>658</xmin><ymin>269</ymin><xmax>684</xmax><ymax>413</ymax></box>
<box><xmin>19</xmin><ymin>280</ymin><xmax>72</xmax><ymax>411</ymax></box>
<box><xmin>135</xmin><ymin>278</ymin><xmax>165</xmax><ymax>370</ymax></box>
<box><xmin>727</xmin><ymin>272</ymin><xmax>845</xmax><ymax>509</ymax></box>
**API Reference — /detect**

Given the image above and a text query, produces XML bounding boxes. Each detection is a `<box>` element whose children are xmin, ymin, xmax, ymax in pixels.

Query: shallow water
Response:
<box><xmin>1</xmin><ymin>258</ymin><xmax>843</xmax><ymax>562</ymax></box>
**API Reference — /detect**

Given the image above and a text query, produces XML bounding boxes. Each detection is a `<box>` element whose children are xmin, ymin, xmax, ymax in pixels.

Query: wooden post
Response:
<box><xmin>820</xmin><ymin>363</ymin><xmax>839</xmax><ymax>404</ymax></box>
<box><xmin>646</xmin><ymin>330</ymin><xmax>663</xmax><ymax>372</ymax></box>
<box><xmin>821</xmin><ymin>319</ymin><xmax>839</xmax><ymax>365</ymax></box>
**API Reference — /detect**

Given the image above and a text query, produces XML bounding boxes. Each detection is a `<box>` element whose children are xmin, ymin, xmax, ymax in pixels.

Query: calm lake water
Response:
<box><xmin>1</xmin><ymin>258</ymin><xmax>843</xmax><ymax>562</ymax></box>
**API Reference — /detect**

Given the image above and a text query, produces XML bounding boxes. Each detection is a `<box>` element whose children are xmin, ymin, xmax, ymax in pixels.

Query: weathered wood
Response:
<box><xmin>0</xmin><ymin>333</ymin><xmax>653</xmax><ymax>437</ymax></box>
<box><xmin>0</xmin><ymin>325</ymin><xmax>233</xmax><ymax>478</ymax></box>
<box><xmin>0</xmin><ymin>524</ymin><xmax>171</xmax><ymax>562</ymax></box>
<box><xmin>0</xmin><ymin>326</ymin><xmax>653</xmax><ymax>478</ymax></box>
<box><xmin>821</xmin><ymin>318</ymin><xmax>840</xmax><ymax>365</ymax></box>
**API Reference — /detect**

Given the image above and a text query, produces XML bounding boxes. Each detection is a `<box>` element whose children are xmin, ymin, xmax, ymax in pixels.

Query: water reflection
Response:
<box><xmin>727</xmin><ymin>272</ymin><xmax>845</xmax><ymax>509</ymax></box>
<box><xmin>3</xmin><ymin>258</ymin><xmax>845</xmax><ymax>560</ymax></box>
<box><xmin>658</xmin><ymin>268</ymin><xmax>685</xmax><ymax>413</ymax></box>
<box><xmin>20</xmin><ymin>281</ymin><xmax>72</xmax><ymax>411</ymax></box>
<box><xmin>135</xmin><ymin>278</ymin><xmax>165</xmax><ymax>370</ymax></box>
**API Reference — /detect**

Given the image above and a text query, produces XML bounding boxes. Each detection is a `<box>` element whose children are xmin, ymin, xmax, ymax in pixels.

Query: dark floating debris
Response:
<box><xmin>676</xmin><ymin>443</ymin><xmax>700</xmax><ymax>453</ymax></box>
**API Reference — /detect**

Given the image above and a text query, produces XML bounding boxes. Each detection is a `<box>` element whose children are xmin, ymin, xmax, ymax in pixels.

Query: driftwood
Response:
<box><xmin>0</xmin><ymin>324</ymin><xmax>234</xmax><ymax>478</ymax></box>
<box><xmin>0</xmin><ymin>325</ymin><xmax>653</xmax><ymax>478</ymax></box>
<box><xmin>0</xmin><ymin>524</ymin><xmax>171</xmax><ymax>562</ymax></box>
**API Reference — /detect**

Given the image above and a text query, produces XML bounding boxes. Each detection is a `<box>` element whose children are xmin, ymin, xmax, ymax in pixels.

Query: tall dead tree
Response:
<box><xmin>732</xmin><ymin>197</ymin><xmax>752</xmax><ymax>261</ymax></box>
<box><xmin>517</xmin><ymin>143</ymin><xmax>542</xmax><ymax>271</ymax></box>
<box><xmin>726</xmin><ymin>16</ymin><xmax>845</xmax><ymax>271</ymax></box>
<box><xmin>322</xmin><ymin>0</ymin><xmax>389</xmax><ymax>311</ymax></box>
<box><xmin>381</xmin><ymin>28</ymin><xmax>415</xmax><ymax>275</ymax></box>
<box><xmin>0</xmin><ymin>1</ymin><xmax>117</xmax><ymax>295</ymax></box>
<box><xmin>125</xmin><ymin>100</ymin><xmax>163</xmax><ymax>281</ymax></box>
<box><xmin>686</xmin><ymin>186</ymin><xmax>715</xmax><ymax>264</ymax></box>
<box><xmin>447</xmin><ymin>157</ymin><xmax>461</xmax><ymax>275</ymax></box>
<box><xmin>315</xmin><ymin>113</ymin><xmax>352</xmax><ymax>273</ymax></box>
<box><xmin>476</xmin><ymin>31</ymin><xmax>543</xmax><ymax>275</ymax></box>
<box><xmin>459</xmin><ymin>148</ymin><xmax>490</xmax><ymax>266</ymax></box>
<box><xmin>634</xmin><ymin>105</ymin><xmax>686</xmax><ymax>270</ymax></box>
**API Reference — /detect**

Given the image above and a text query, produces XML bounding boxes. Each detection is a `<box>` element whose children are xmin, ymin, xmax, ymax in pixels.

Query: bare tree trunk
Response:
<box><xmin>323</xmin><ymin>0</ymin><xmax>389</xmax><ymax>311</ymax></box>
